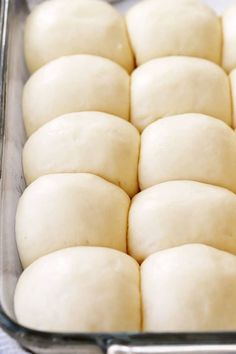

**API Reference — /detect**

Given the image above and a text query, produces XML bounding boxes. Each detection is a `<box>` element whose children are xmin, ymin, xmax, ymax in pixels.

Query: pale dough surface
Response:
<box><xmin>223</xmin><ymin>3</ymin><xmax>236</xmax><ymax>73</ymax></box>
<box><xmin>131</xmin><ymin>56</ymin><xmax>231</xmax><ymax>132</ymax></box>
<box><xmin>141</xmin><ymin>244</ymin><xmax>236</xmax><ymax>331</ymax></box>
<box><xmin>229</xmin><ymin>69</ymin><xmax>236</xmax><ymax>129</ymax></box>
<box><xmin>23</xmin><ymin>54</ymin><xmax>130</xmax><ymax>136</ymax></box>
<box><xmin>126</xmin><ymin>0</ymin><xmax>221</xmax><ymax>66</ymax></box>
<box><xmin>139</xmin><ymin>114</ymin><xmax>236</xmax><ymax>192</ymax></box>
<box><xmin>24</xmin><ymin>0</ymin><xmax>134</xmax><ymax>73</ymax></box>
<box><xmin>16</xmin><ymin>173</ymin><xmax>130</xmax><ymax>268</ymax></box>
<box><xmin>129</xmin><ymin>181</ymin><xmax>236</xmax><ymax>263</ymax></box>
<box><xmin>23</xmin><ymin>112</ymin><xmax>140</xmax><ymax>197</ymax></box>
<box><xmin>14</xmin><ymin>247</ymin><xmax>140</xmax><ymax>332</ymax></box>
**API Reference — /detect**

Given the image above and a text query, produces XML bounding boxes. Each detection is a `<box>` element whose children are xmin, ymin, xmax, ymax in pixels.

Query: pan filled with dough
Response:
<box><xmin>2</xmin><ymin>0</ymin><xmax>236</xmax><ymax>353</ymax></box>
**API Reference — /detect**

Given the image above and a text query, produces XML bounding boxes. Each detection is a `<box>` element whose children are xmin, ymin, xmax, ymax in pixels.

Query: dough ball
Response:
<box><xmin>129</xmin><ymin>181</ymin><xmax>236</xmax><ymax>263</ymax></box>
<box><xmin>126</xmin><ymin>0</ymin><xmax>221</xmax><ymax>66</ymax></box>
<box><xmin>131</xmin><ymin>56</ymin><xmax>231</xmax><ymax>132</ymax></box>
<box><xmin>23</xmin><ymin>112</ymin><xmax>140</xmax><ymax>197</ymax></box>
<box><xmin>222</xmin><ymin>4</ymin><xmax>236</xmax><ymax>73</ymax></box>
<box><xmin>229</xmin><ymin>69</ymin><xmax>236</xmax><ymax>129</ymax></box>
<box><xmin>16</xmin><ymin>173</ymin><xmax>130</xmax><ymax>268</ymax></box>
<box><xmin>24</xmin><ymin>0</ymin><xmax>134</xmax><ymax>73</ymax></box>
<box><xmin>23</xmin><ymin>55</ymin><xmax>130</xmax><ymax>136</ymax></box>
<box><xmin>141</xmin><ymin>244</ymin><xmax>236</xmax><ymax>331</ymax></box>
<box><xmin>15</xmin><ymin>247</ymin><xmax>140</xmax><ymax>332</ymax></box>
<box><xmin>139</xmin><ymin>114</ymin><xmax>236</xmax><ymax>192</ymax></box>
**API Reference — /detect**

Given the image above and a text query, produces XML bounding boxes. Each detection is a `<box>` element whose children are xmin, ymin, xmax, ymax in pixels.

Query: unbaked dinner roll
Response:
<box><xmin>139</xmin><ymin>114</ymin><xmax>236</xmax><ymax>192</ymax></box>
<box><xmin>129</xmin><ymin>181</ymin><xmax>236</xmax><ymax>263</ymax></box>
<box><xmin>23</xmin><ymin>55</ymin><xmax>130</xmax><ymax>136</ymax></box>
<box><xmin>141</xmin><ymin>244</ymin><xmax>236</xmax><ymax>331</ymax></box>
<box><xmin>24</xmin><ymin>0</ymin><xmax>134</xmax><ymax>73</ymax></box>
<box><xmin>23</xmin><ymin>112</ymin><xmax>140</xmax><ymax>197</ymax></box>
<box><xmin>126</xmin><ymin>0</ymin><xmax>221</xmax><ymax>66</ymax></box>
<box><xmin>223</xmin><ymin>4</ymin><xmax>236</xmax><ymax>73</ymax></box>
<box><xmin>131</xmin><ymin>56</ymin><xmax>231</xmax><ymax>132</ymax></box>
<box><xmin>230</xmin><ymin>69</ymin><xmax>236</xmax><ymax>129</ymax></box>
<box><xmin>15</xmin><ymin>247</ymin><xmax>140</xmax><ymax>332</ymax></box>
<box><xmin>16</xmin><ymin>173</ymin><xmax>130</xmax><ymax>268</ymax></box>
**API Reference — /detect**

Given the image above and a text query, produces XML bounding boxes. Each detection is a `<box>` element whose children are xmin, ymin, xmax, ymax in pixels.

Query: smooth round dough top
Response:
<box><xmin>139</xmin><ymin>114</ymin><xmax>236</xmax><ymax>192</ymax></box>
<box><xmin>131</xmin><ymin>56</ymin><xmax>231</xmax><ymax>132</ymax></box>
<box><xmin>222</xmin><ymin>3</ymin><xmax>236</xmax><ymax>73</ymax></box>
<box><xmin>16</xmin><ymin>173</ymin><xmax>130</xmax><ymax>268</ymax></box>
<box><xmin>24</xmin><ymin>0</ymin><xmax>134</xmax><ymax>73</ymax></box>
<box><xmin>129</xmin><ymin>181</ymin><xmax>236</xmax><ymax>263</ymax></box>
<box><xmin>23</xmin><ymin>54</ymin><xmax>130</xmax><ymax>136</ymax></box>
<box><xmin>141</xmin><ymin>244</ymin><xmax>236</xmax><ymax>331</ymax></box>
<box><xmin>23</xmin><ymin>112</ymin><xmax>140</xmax><ymax>197</ymax></box>
<box><xmin>15</xmin><ymin>247</ymin><xmax>140</xmax><ymax>332</ymax></box>
<box><xmin>126</xmin><ymin>0</ymin><xmax>221</xmax><ymax>66</ymax></box>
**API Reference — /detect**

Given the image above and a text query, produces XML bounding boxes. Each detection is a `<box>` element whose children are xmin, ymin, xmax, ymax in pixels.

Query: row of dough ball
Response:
<box><xmin>24</xmin><ymin>0</ymin><xmax>236</xmax><ymax>74</ymax></box>
<box><xmin>22</xmin><ymin>112</ymin><xmax>236</xmax><ymax>197</ymax></box>
<box><xmin>17</xmin><ymin>167</ymin><xmax>236</xmax><ymax>269</ymax></box>
<box><xmin>15</xmin><ymin>244</ymin><xmax>236</xmax><ymax>332</ymax></box>
<box><xmin>23</xmin><ymin>54</ymin><xmax>236</xmax><ymax>136</ymax></box>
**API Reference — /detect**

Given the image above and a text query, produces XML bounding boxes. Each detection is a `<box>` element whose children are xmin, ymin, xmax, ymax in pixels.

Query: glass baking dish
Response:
<box><xmin>1</xmin><ymin>0</ymin><xmax>236</xmax><ymax>353</ymax></box>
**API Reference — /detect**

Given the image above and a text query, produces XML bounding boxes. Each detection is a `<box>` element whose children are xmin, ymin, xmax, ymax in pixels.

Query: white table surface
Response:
<box><xmin>0</xmin><ymin>330</ymin><xmax>29</xmax><ymax>354</ymax></box>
